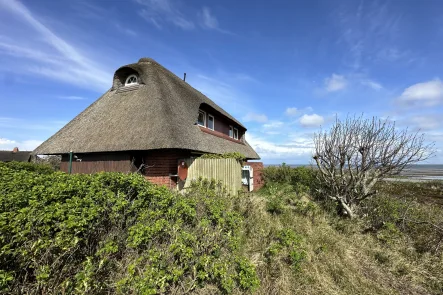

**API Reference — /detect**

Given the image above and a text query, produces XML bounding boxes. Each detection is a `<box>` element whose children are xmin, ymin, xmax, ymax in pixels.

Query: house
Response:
<box><xmin>34</xmin><ymin>58</ymin><xmax>261</xmax><ymax>189</ymax></box>
<box><xmin>0</xmin><ymin>147</ymin><xmax>32</xmax><ymax>162</ymax></box>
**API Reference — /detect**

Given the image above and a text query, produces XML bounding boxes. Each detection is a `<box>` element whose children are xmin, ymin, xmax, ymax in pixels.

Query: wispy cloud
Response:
<box><xmin>57</xmin><ymin>95</ymin><xmax>86</xmax><ymax>100</ymax></box>
<box><xmin>198</xmin><ymin>7</ymin><xmax>233</xmax><ymax>34</ymax></box>
<box><xmin>0</xmin><ymin>0</ymin><xmax>111</xmax><ymax>91</ymax></box>
<box><xmin>410</xmin><ymin>115</ymin><xmax>442</xmax><ymax>131</ymax></box>
<box><xmin>0</xmin><ymin>117</ymin><xmax>66</xmax><ymax>131</ymax></box>
<box><xmin>285</xmin><ymin>106</ymin><xmax>313</xmax><ymax>117</ymax></box>
<box><xmin>335</xmin><ymin>1</ymin><xmax>411</xmax><ymax>70</ymax></box>
<box><xmin>324</xmin><ymin>73</ymin><xmax>347</xmax><ymax>92</ymax></box>
<box><xmin>242</xmin><ymin>112</ymin><xmax>268</xmax><ymax>123</ymax></box>
<box><xmin>262</xmin><ymin>121</ymin><xmax>284</xmax><ymax>129</ymax></box>
<box><xmin>397</xmin><ymin>79</ymin><xmax>443</xmax><ymax>106</ymax></box>
<box><xmin>115</xmin><ymin>23</ymin><xmax>137</xmax><ymax>37</ymax></box>
<box><xmin>200</xmin><ymin>7</ymin><xmax>218</xmax><ymax>29</ymax></box>
<box><xmin>136</xmin><ymin>0</ymin><xmax>194</xmax><ymax>30</ymax></box>
<box><xmin>360</xmin><ymin>79</ymin><xmax>383</xmax><ymax>90</ymax></box>
<box><xmin>285</xmin><ymin>107</ymin><xmax>299</xmax><ymax>116</ymax></box>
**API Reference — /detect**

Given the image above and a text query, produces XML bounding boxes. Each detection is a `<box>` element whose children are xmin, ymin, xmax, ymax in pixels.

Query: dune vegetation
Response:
<box><xmin>1</xmin><ymin>161</ymin><xmax>442</xmax><ymax>294</ymax></box>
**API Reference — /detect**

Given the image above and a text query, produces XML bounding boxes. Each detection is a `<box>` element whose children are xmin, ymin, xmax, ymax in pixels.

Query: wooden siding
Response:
<box><xmin>183</xmin><ymin>158</ymin><xmax>242</xmax><ymax>195</ymax></box>
<box><xmin>61</xmin><ymin>153</ymin><xmax>131</xmax><ymax>174</ymax></box>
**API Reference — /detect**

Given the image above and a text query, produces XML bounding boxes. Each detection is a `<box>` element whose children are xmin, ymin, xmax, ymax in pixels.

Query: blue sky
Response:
<box><xmin>0</xmin><ymin>0</ymin><xmax>442</xmax><ymax>164</ymax></box>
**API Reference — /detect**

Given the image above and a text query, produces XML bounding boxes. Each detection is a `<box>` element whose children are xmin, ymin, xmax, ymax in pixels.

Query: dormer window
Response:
<box><xmin>125</xmin><ymin>74</ymin><xmax>138</xmax><ymax>86</ymax></box>
<box><xmin>197</xmin><ymin>110</ymin><xmax>206</xmax><ymax>126</ymax></box>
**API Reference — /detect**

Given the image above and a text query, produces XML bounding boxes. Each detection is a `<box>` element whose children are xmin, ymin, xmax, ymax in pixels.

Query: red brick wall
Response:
<box><xmin>245</xmin><ymin>161</ymin><xmax>264</xmax><ymax>191</ymax></box>
<box><xmin>143</xmin><ymin>149</ymin><xmax>191</xmax><ymax>189</ymax></box>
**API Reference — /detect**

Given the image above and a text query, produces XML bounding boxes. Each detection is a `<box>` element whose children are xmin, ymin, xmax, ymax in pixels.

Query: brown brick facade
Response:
<box><xmin>60</xmin><ymin>150</ymin><xmax>261</xmax><ymax>191</ymax></box>
<box><xmin>60</xmin><ymin>149</ymin><xmax>191</xmax><ymax>189</ymax></box>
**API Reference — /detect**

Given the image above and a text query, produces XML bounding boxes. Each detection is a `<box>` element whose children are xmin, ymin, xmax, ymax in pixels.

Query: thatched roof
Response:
<box><xmin>0</xmin><ymin>151</ymin><xmax>31</xmax><ymax>162</ymax></box>
<box><xmin>34</xmin><ymin>58</ymin><xmax>259</xmax><ymax>159</ymax></box>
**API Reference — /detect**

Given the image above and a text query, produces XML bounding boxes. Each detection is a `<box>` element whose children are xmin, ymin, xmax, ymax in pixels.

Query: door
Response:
<box><xmin>249</xmin><ymin>167</ymin><xmax>254</xmax><ymax>191</ymax></box>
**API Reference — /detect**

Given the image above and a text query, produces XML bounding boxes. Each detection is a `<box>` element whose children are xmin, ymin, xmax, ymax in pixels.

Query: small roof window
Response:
<box><xmin>125</xmin><ymin>74</ymin><xmax>138</xmax><ymax>86</ymax></box>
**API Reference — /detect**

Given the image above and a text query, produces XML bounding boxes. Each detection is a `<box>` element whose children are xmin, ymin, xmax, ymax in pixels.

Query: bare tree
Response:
<box><xmin>313</xmin><ymin>115</ymin><xmax>434</xmax><ymax>218</ymax></box>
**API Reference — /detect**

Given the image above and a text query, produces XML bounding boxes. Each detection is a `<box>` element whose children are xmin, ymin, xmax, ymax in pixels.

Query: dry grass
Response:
<box><xmin>232</xmin><ymin>187</ymin><xmax>443</xmax><ymax>295</ymax></box>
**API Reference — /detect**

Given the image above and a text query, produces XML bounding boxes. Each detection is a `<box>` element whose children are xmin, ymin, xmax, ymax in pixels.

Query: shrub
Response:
<box><xmin>362</xmin><ymin>188</ymin><xmax>443</xmax><ymax>254</ymax></box>
<box><xmin>0</xmin><ymin>161</ymin><xmax>55</xmax><ymax>174</ymax></box>
<box><xmin>200</xmin><ymin>152</ymin><xmax>246</xmax><ymax>162</ymax></box>
<box><xmin>262</xmin><ymin>164</ymin><xmax>317</xmax><ymax>190</ymax></box>
<box><xmin>0</xmin><ymin>164</ymin><xmax>259</xmax><ymax>294</ymax></box>
<box><xmin>265</xmin><ymin>229</ymin><xmax>306</xmax><ymax>272</ymax></box>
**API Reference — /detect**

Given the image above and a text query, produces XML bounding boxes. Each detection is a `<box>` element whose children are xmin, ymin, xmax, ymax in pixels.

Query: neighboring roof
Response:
<box><xmin>0</xmin><ymin>151</ymin><xmax>31</xmax><ymax>162</ymax></box>
<box><xmin>34</xmin><ymin>57</ymin><xmax>260</xmax><ymax>159</ymax></box>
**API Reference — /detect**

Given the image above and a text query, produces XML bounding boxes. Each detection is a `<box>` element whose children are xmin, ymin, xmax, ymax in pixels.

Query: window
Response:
<box><xmin>197</xmin><ymin>110</ymin><xmax>206</xmax><ymax>126</ymax></box>
<box><xmin>207</xmin><ymin>114</ymin><xmax>214</xmax><ymax>130</ymax></box>
<box><xmin>233</xmin><ymin>127</ymin><xmax>239</xmax><ymax>140</ymax></box>
<box><xmin>229</xmin><ymin>125</ymin><xmax>233</xmax><ymax>138</ymax></box>
<box><xmin>125</xmin><ymin>74</ymin><xmax>138</xmax><ymax>86</ymax></box>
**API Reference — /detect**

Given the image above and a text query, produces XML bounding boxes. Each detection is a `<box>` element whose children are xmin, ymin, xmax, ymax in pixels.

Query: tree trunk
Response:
<box><xmin>339</xmin><ymin>198</ymin><xmax>355</xmax><ymax>219</ymax></box>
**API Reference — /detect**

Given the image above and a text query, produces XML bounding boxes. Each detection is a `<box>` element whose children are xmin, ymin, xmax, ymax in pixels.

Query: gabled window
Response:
<box><xmin>125</xmin><ymin>74</ymin><xmax>138</xmax><ymax>86</ymax></box>
<box><xmin>207</xmin><ymin>114</ymin><xmax>214</xmax><ymax>130</ymax></box>
<box><xmin>229</xmin><ymin>125</ymin><xmax>233</xmax><ymax>138</ymax></box>
<box><xmin>197</xmin><ymin>110</ymin><xmax>206</xmax><ymax>126</ymax></box>
<box><xmin>233</xmin><ymin>127</ymin><xmax>239</xmax><ymax>140</ymax></box>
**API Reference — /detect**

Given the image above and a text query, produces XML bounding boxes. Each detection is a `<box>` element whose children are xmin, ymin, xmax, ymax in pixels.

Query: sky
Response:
<box><xmin>0</xmin><ymin>0</ymin><xmax>442</xmax><ymax>164</ymax></box>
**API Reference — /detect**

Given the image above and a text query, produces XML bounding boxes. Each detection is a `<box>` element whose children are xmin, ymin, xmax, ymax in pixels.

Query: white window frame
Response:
<box><xmin>207</xmin><ymin>114</ymin><xmax>215</xmax><ymax>130</ymax></box>
<box><xmin>125</xmin><ymin>74</ymin><xmax>138</xmax><ymax>86</ymax></box>
<box><xmin>197</xmin><ymin>110</ymin><xmax>206</xmax><ymax>127</ymax></box>
<box><xmin>233</xmin><ymin>127</ymin><xmax>239</xmax><ymax>140</ymax></box>
<box><xmin>229</xmin><ymin>125</ymin><xmax>233</xmax><ymax>138</ymax></box>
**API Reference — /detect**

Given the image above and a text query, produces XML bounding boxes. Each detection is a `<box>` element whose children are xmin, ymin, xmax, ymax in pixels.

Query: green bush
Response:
<box><xmin>362</xmin><ymin>190</ymin><xmax>443</xmax><ymax>254</ymax></box>
<box><xmin>265</xmin><ymin>229</ymin><xmax>306</xmax><ymax>272</ymax></box>
<box><xmin>1</xmin><ymin>161</ymin><xmax>55</xmax><ymax>174</ymax></box>
<box><xmin>0</xmin><ymin>163</ymin><xmax>259</xmax><ymax>294</ymax></box>
<box><xmin>200</xmin><ymin>152</ymin><xmax>246</xmax><ymax>162</ymax></box>
<box><xmin>262</xmin><ymin>164</ymin><xmax>316</xmax><ymax>190</ymax></box>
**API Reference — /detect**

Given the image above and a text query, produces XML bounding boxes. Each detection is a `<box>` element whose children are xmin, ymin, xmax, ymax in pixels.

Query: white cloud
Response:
<box><xmin>246</xmin><ymin>133</ymin><xmax>314</xmax><ymax>163</ymax></box>
<box><xmin>360</xmin><ymin>79</ymin><xmax>383</xmax><ymax>90</ymax></box>
<box><xmin>0</xmin><ymin>138</ymin><xmax>42</xmax><ymax>151</ymax></box>
<box><xmin>0</xmin><ymin>138</ymin><xmax>16</xmax><ymax>145</ymax></box>
<box><xmin>299</xmin><ymin>114</ymin><xmax>324</xmax><ymax>127</ymax></box>
<box><xmin>242</xmin><ymin>112</ymin><xmax>268</xmax><ymax>123</ymax></box>
<box><xmin>285</xmin><ymin>107</ymin><xmax>298</xmax><ymax>116</ymax></box>
<box><xmin>136</xmin><ymin>0</ymin><xmax>194</xmax><ymax>30</ymax></box>
<box><xmin>324</xmin><ymin>74</ymin><xmax>347</xmax><ymax>92</ymax></box>
<box><xmin>0</xmin><ymin>0</ymin><xmax>111</xmax><ymax>91</ymax></box>
<box><xmin>398</xmin><ymin>79</ymin><xmax>443</xmax><ymax>106</ymax></box>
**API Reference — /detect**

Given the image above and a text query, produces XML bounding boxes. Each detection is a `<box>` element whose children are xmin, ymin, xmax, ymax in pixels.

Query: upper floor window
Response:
<box><xmin>197</xmin><ymin>110</ymin><xmax>206</xmax><ymax>126</ymax></box>
<box><xmin>229</xmin><ymin>125</ymin><xmax>233</xmax><ymax>138</ymax></box>
<box><xmin>125</xmin><ymin>74</ymin><xmax>138</xmax><ymax>86</ymax></box>
<box><xmin>207</xmin><ymin>114</ymin><xmax>214</xmax><ymax>130</ymax></box>
<box><xmin>233</xmin><ymin>127</ymin><xmax>239</xmax><ymax>140</ymax></box>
